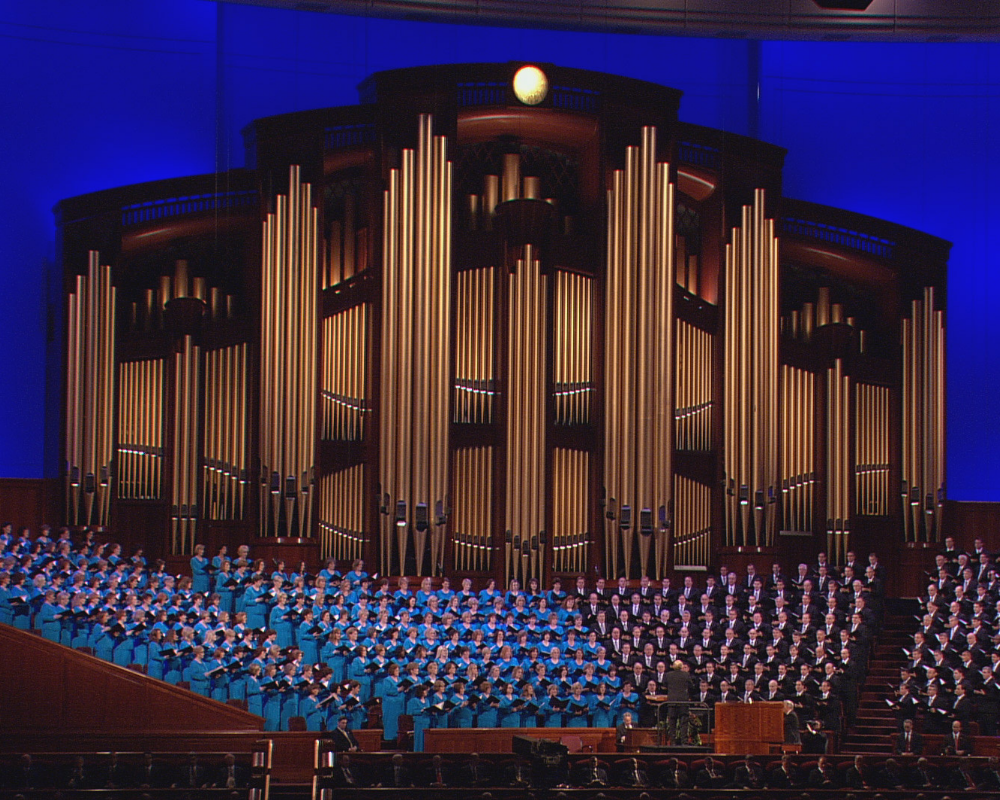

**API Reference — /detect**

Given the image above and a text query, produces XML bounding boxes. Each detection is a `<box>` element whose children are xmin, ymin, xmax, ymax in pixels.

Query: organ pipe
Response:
<box><xmin>672</xmin><ymin>475</ymin><xmax>712</xmax><ymax>570</ymax></box>
<box><xmin>855</xmin><ymin>383</ymin><xmax>890</xmax><ymax>516</ymax></box>
<box><xmin>454</xmin><ymin>267</ymin><xmax>496</xmax><ymax>424</ymax></box>
<box><xmin>203</xmin><ymin>344</ymin><xmax>248</xmax><ymax>520</ymax></box>
<box><xmin>723</xmin><ymin>190</ymin><xmax>779</xmax><ymax>547</ymax></box>
<box><xmin>379</xmin><ymin>115</ymin><xmax>452</xmax><ymax>575</ymax></box>
<box><xmin>117</xmin><ymin>359</ymin><xmax>164</xmax><ymax>500</ymax></box>
<box><xmin>554</xmin><ymin>271</ymin><xmax>593</xmax><ymax>426</ymax></box>
<box><xmin>825</xmin><ymin>359</ymin><xmax>850</xmax><ymax>562</ymax></box>
<box><xmin>451</xmin><ymin>447</ymin><xmax>493</xmax><ymax>572</ymax></box>
<box><xmin>603</xmin><ymin>126</ymin><xmax>675</xmax><ymax>579</ymax></box>
<box><xmin>902</xmin><ymin>287</ymin><xmax>945</xmax><ymax>542</ymax></box>
<box><xmin>780</xmin><ymin>365</ymin><xmax>816</xmax><ymax>533</ymax></box>
<box><xmin>675</xmin><ymin>319</ymin><xmax>713</xmax><ymax>451</ymax></box>
<box><xmin>318</xmin><ymin>466</ymin><xmax>365</xmax><ymax>562</ymax></box>
<box><xmin>505</xmin><ymin>245</ymin><xmax>547</xmax><ymax>586</ymax></box>
<box><xmin>322</xmin><ymin>305</ymin><xmax>368</xmax><ymax>440</ymax></box>
<box><xmin>260</xmin><ymin>165</ymin><xmax>319</xmax><ymax>538</ymax></box>
<box><xmin>552</xmin><ymin>448</ymin><xmax>589</xmax><ymax>574</ymax></box>
<box><xmin>171</xmin><ymin>335</ymin><xmax>201</xmax><ymax>554</ymax></box>
<box><xmin>65</xmin><ymin>251</ymin><xmax>116</xmax><ymax>527</ymax></box>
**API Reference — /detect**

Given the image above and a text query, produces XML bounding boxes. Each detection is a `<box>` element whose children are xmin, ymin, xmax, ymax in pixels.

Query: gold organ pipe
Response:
<box><xmin>502</xmin><ymin>153</ymin><xmax>520</xmax><ymax>203</ymax></box>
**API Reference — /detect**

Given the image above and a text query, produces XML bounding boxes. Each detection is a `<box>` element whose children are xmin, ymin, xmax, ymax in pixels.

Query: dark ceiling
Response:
<box><xmin>216</xmin><ymin>0</ymin><xmax>1000</xmax><ymax>42</ymax></box>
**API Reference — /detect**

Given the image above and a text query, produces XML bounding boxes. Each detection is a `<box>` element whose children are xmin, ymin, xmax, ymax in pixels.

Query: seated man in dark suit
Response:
<box><xmin>7</xmin><ymin>754</ymin><xmax>43</xmax><ymax>791</ymax></box>
<box><xmin>894</xmin><ymin>718</ymin><xmax>923</xmax><ymax>755</ymax></box>
<box><xmin>655</xmin><ymin>758</ymin><xmax>689</xmax><ymax>790</ymax></box>
<box><xmin>215</xmin><ymin>753</ymin><xmax>249</xmax><ymax>789</ymax></box>
<box><xmin>768</xmin><ymin>755</ymin><xmax>802</xmax><ymax>789</ymax></box>
<box><xmin>695</xmin><ymin>756</ymin><xmax>726</xmax><ymax>789</ymax></box>
<box><xmin>940</xmin><ymin>719</ymin><xmax>973</xmax><ymax>756</ymax></box>
<box><xmin>458</xmin><ymin>752</ymin><xmax>492</xmax><ymax>788</ymax></box>
<box><xmin>617</xmin><ymin>758</ymin><xmax>649</xmax><ymax>788</ymax></box>
<box><xmin>808</xmin><ymin>756</ymin><xmax>839</xmax><ymax>789</ymax></box>
<box><xmin>329</xmin><ymin>754</ymin><xmax>361</xmax><ymax>788</ymax></box>
<box><xmin>573</xmin><ymin>756</ymin><xmax>608</xmax><ymax>788</ymax></box>
<box><xmin>424</xmin><ymin>754</ymin><xmax>450</xmax><ymax>788</ymax></box>
<box><xmin>379</xmin><ymin>753</ymin><xmax>414</xmax><ymax>788</ymax></box>
<box><xmin>732</xmin><ymin>755</ymin><xmax>765</xmax><ymax>790</ymax></box>
<box><xmin>330</xmin><ymin>716</ymin><xmax>360</xmax><ymax>752</ymax></box>
<box><xmin>906</xmin><ymin>757</ymin><xmax>940</xmax><ymax>790</ymax></box>
<box><xmin>136</xmin><ymin>752</ymin><xmax>169</xmax><ymax>789</ymax></box>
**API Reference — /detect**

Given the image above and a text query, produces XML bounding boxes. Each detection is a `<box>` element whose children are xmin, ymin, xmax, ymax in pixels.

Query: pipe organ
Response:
<box><xmin>902</xmin><ymin>287</ymin><xmax>946</xmax><ymax>542</ymax></box>
<box><xmin>723</xmin><ymin>189</ymin><xmax>780</xmax><ymax>547</ymax></box>
<box><xmin>57</xmin><ymin>63</ymin><xmax>949</xmax><ymax>575</ymax></box>
<box><xmin>203</xmin><ymin>344</ymin><xmax>248</xmax><ymax>520</ymax></box>
<box><xmin>603</xmin><ymin>126</ymin><xmax>675</xmax><ymax>582</ymax></box>
<box><xmin>117</xmin><ymin>359</ymin><xmax>163</xmax><ymax>501</ymax></box>
<box><xmin>378</xmin><ymin>115</ymin><xmax>452</xmax><ymax>576</ymax></box>
<box><xmin>65</xmin><ymin>252</ymin><xmax>116</xmax><ymax>528</ymax></box>
<box><xmin>505</xmin><ymin>247</ymin><xmax>547</xmax><ymax>585</ymax></box>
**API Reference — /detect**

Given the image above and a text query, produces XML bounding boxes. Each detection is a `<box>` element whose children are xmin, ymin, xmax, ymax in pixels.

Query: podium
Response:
<box><xmin>714</xmin><ymin>701</ymin><xmax>784</xmax><ymax>755</ymax></box>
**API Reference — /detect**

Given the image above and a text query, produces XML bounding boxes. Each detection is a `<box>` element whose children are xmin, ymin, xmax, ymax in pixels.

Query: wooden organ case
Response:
<box><xmin>55</xmin><ymin>63</ymin><xmax>949</xmax><ymax>585</ymax></box>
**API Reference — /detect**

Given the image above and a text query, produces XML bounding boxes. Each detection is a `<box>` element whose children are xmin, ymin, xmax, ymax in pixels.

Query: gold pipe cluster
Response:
<box><xmin>379</xmin><ymin>115</ymin><xmax>452</xmax><ymax>575</ymax></box>
<box><xmin>117</xmin><ymin>359</ymin><xmax>163</xmax><ymax>500</ymax></box>
<box><xmin>672</xmin><ymin>475</ymin><xmax>711</xmax><ymax>570</ymax></box>
<box><xmin>171</xmin><ymin>335</ymin><xmax>201</xmax><ymax>554</ymax></box>
<box><xmin>260</xmin><ymin>165</ymin><xmax>319</xmax><ymax>539</ymax></box>
<box><xmin>902</xmin><ymin>287</ymin><xmax>945</xmax><ymax>542</ymax></box>
<box><xmin>603</xmin><ymin>126</ymin><xmax>675</xmax><ymax>579</ymax></box>
<box><xmin>203</xmin><ymin>344</ymin><xmax>248</xmax><ymax>520</ymax></box>
<box><xmin>451</xmin><ymin>446</ymin><xmax>493</xmax><ymax>572</ymax></box>
<box><xmin>855</xmin><ymin>383</ymin><xmax>890</xmax><ymax>516</ymax></box>
<box><xmin>321</xmin><ymin>305</ymin><xmax>368</xmax><ymax>440</ymax></box>
<box><xmin>554</xmin><ymin>271</ymin><xmax>593</xmax><ymax>426</ymax></box>
<box><xmin>453</xmin><ymin>267</ymin><xmax>495</xmax><ymax>424</ymax></box>
<box><xmin>65</xmin><ymin>251</ymin><xmax>116</xmax><ymax>527</ymax></box>
<box><xmin>505</xmin><ymin>245</ymin><xmax>547</xmax><ymax>586</ymax></box>
<box><xmin>825</xmin><ymin>359</ymin><xmax>850</xmax><ymax>562</ymax></box>
<box><xmin>723</xmin><ymin>189</ymin><xmax>779</xmax><ymax>547</ymax></box>
<box><xmin>325</xmin><ymin>189</ymin><xmax>365</xmax><ymax>288</ymax></box>
<box><xmin>318</xmin><ymin>466</ymin><xmax>365</xmax><ymax>562</ymax></box>
<box><xmin>675</xmin><ymin>319</ymin><xmax>713</xmax><ymax>450</ymax></box>
<box><xmin>552</xmin><ymin>448</ymin><xmax>589</xmax><ymax>574</ymax></box>
<box><xmin>780</xmin><ymin>364</ymin><xmax>816</xmax><ymax>533</ymax></box>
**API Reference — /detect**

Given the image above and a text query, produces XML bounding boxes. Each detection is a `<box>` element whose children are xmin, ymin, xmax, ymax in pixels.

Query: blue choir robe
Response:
<box><xmin>186</xmin><ymin>658</ymin><xmax>211</xmax><ymax>696</ymax></box>
<box><xmin>244</xmin><ymin>675</ymin><xmax>264</xmax><ymax>717</ymax></box>
<box><xmin>448</xmin><ymin>692</ymin><xmax>474</xmax><ymax>728</ymax></box>
<box><xmin>498</xmin><ymin>694</ymin><xmax>522</xmax><ymax>728</ymax></box>
<box><xmin>590</xmin><ymin>694</ymin><xmax>617</xmax><ymax>728</ymax></box>
<box><xmin>474</xmin><ymin>692</ymin><xmax>500</xmax><ymax>728</ymax></box>
<box><xmin>190</xmin><ymin>556</ymin><xmax>211</xmax><ymax>595</ymax></box>
<box><xmin>406</xmin><ymin>696</ymin><xmax>432</xmax><ymax>751</ymax></box>
<box><xmin>540</xmin><ymin>696</ymin><xmax>565</xmax><ymax>727</ymax></box>
<box><xmin>380</xmin><ymin>675</ymin><xmax>405</xmax><ymax>740</ymax></box>
<box><xmin>300</xmin><ymin>694</ymin><xmax>325</xmax><ymax>731</ymax></box>
<box><xmin>565</xmin><ymin>696</ymin><xmax>591</xmax><ymax>727</ymax></box>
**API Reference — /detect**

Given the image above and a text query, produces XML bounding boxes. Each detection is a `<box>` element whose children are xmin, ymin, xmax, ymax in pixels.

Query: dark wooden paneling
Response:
<box><xmin>0</xmin><ymin>477</ymin><xmax>59</xmax><ymax>531</ymax></box>
<box><xmin>943</xmin><ymin>500</ymin><xmax>1000</xmax><ymax>552</ymax></box>
<box><xmin>0</xmin><ymin>625</ymin><xmax>263</xmax><ymax>735</ymax></box>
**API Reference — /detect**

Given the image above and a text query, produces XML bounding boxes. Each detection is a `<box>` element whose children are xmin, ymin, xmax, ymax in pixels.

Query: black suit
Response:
<box><xmin>894</xmin><ymin>729</ymin><xmax>924</xmax><ymax>755</ymax></box>
<box><xmin>331</xmin><ymin>726</ymin><xmax>360</xmax><ymax>752</ymax></box>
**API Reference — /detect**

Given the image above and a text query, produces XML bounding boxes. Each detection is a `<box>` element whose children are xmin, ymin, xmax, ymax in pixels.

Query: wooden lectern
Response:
<box><xmin>714</xmin><ymin>701</ymin><xmax>784</xmax><ymax>755</ymax></box>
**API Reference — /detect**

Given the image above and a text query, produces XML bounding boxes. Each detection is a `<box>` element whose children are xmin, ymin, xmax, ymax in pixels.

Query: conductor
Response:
<box><xmin>664</xmin><ymin>660</ymin><xmax>693</xmax><ymax>744</ymax></box>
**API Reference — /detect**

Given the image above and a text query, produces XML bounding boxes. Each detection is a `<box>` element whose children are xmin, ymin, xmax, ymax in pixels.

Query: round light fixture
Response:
<box><xmin>512</xmin><ymin>65</ymin><xmax>548</xmax><ymax>106</ymax></box>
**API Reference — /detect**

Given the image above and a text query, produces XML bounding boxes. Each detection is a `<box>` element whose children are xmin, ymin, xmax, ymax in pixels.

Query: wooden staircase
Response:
<box><xmin>840</xmin><ymin>602</ymin><xmax>920</xmax><ymax>754</ymax></box>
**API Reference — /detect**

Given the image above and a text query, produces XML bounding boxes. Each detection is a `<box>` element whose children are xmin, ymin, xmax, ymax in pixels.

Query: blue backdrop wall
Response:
<box><xmin>2</xmin><ymin>1</ymin><xmax>997</xmax><ymax>499</ymax></box>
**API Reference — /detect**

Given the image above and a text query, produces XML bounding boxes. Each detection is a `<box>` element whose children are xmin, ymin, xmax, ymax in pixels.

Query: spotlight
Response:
<box><xmin>395</xmin><ymin>500</ymin><xmax>407</xmax><ymax>527</ymax></box>
<box><xmin>415</xmin><ymin>502</ymin><xmax>429</xmax><ymax>532</ymax></box>
<box><xmin>620</xmin><ymin>505</ymin><xmax>631</xmax><ymax>530</ymax></box>
<box><xmin>639</xmin><ymin>508</ymin><xmax>653</xmax><ymax>536</ymax></box>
